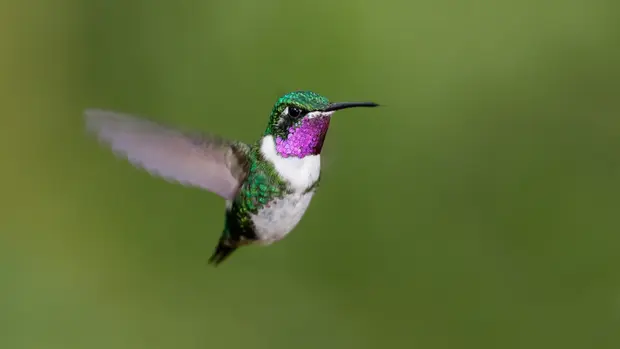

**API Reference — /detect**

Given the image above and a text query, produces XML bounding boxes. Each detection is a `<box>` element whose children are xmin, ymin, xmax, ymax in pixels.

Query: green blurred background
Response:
<box><xmin>1</xmin><ymin>0</ymin><xmax>620</xmax><ymax>348</ymax></box>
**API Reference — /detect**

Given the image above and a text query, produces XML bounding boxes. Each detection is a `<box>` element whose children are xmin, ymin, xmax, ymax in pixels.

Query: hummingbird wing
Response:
<box><xmin>84</xmin><ymin>109</ymin><xmax>250</xmax><ymax>200</ymax></box>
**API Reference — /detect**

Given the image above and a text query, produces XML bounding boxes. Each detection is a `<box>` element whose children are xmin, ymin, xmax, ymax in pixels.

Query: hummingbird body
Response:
<box><xmin>240</xmin><ymin>136</ymin><xmax>321</xmax><ymax>243</ymax></box>
<box><xmin>85</xmin><ymin>91</ymin><xmax>378</xmax><ymax>266</ymax></box>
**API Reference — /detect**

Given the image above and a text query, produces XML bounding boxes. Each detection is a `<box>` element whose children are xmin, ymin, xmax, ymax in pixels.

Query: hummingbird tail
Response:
<box><xmin>208</xmin><ymin>239</ymin><xmax>237</xmax><ymax>266</ymax></box>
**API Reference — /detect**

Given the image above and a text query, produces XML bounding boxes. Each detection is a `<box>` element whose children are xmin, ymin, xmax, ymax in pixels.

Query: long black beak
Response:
<box><xmin>322</xmin><ymin>101</ymin><xmax>379</xmax><ymax>112</ymax></box>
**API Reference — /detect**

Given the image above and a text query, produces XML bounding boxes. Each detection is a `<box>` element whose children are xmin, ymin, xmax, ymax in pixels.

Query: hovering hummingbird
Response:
<box><xmin>85</xmin><ymin>91</ymin><xmax>379</xmax><ymax>266</ymax></box>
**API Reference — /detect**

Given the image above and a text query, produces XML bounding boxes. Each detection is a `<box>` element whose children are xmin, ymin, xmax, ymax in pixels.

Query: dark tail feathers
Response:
<box><xmin>208</xmin><ymin>239</ymin><xmax>237</xmax><ymax>266</ymax></box>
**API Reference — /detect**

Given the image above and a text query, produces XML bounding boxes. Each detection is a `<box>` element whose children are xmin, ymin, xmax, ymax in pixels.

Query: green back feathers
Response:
<box><xmin>224</xmin><ymin>146</ymin><xmax>288</xmax><ymax>237</ymax></box>
<box><xmin>239</xmin><ymin>150</ymin><xmax>287</xmax><ymax>212</ymax></box>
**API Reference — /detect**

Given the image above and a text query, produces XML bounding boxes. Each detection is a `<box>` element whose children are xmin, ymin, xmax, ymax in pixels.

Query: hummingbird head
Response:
<box><xmin>264</xmin><ymin>91</ymin><xmax>378</xmax><ymax>158</ymax></box>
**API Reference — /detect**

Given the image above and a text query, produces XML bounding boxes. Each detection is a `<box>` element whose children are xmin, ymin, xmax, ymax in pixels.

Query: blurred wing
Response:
<box><xmin>84</xmin><ymin>109</ymin><xmax>249</xmax><ymax>200</ymax></box>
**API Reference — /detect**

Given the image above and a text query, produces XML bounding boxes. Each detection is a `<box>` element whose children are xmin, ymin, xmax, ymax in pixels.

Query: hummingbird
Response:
<box><xmin>85</xmin><ymin>91</ymin><xmax>379</xmax><ymax>266</ymax></box>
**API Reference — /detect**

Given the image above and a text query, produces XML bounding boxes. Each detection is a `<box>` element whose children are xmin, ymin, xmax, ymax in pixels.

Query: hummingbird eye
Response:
<box><xmin>287</xmin><ymin>107</ymin><xmax>305</xmax><ymax>118</ymax></box>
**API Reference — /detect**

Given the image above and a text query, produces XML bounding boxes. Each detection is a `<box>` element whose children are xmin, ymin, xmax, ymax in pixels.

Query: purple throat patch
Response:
<box><xmin>275</xmin><ymin>116</ymin><xmax>331</xmax><ymax>158</ymax></box>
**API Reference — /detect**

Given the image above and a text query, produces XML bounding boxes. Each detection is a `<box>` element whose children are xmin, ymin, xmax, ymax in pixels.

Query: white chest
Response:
<box><xmin>251</xmin><ymin>191</ymin><xmax>315</xmax><ymax>244</ymax></box>
<box><xmin>250</xmin><ymin>136</ymin><xmax>321</xmax><ymax>243</ymax></box>
<box><xmin>260</xmin><ymin>135</ymin><xmax>321</xmax><ymax>191</ymax></box>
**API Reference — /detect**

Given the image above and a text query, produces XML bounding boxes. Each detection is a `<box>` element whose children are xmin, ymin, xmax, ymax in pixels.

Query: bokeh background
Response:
<box><xmin>1</xmin><ymin>0</ymin><xmax>620</xmax><ymax>348</ymax></box>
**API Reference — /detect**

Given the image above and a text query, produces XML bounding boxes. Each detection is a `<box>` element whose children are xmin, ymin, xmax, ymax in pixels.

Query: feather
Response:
<box><xmin>84</xmin><ymin>109</ymin><xmax>249</xmax><ymax>200</ymax></box>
